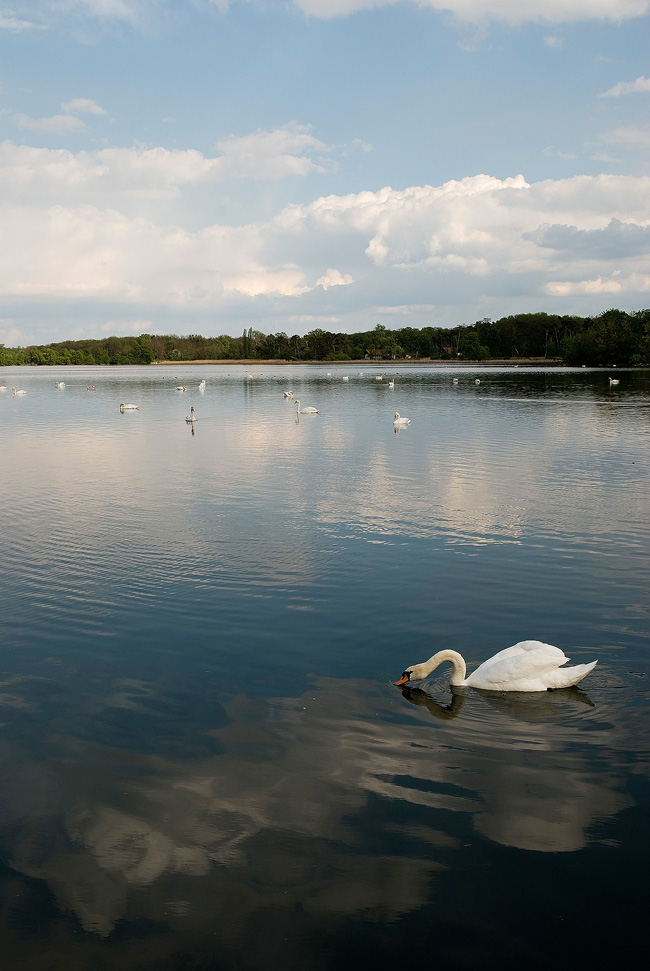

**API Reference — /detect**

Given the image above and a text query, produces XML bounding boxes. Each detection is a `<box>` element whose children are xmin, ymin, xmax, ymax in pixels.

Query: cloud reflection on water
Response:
<box><xmin>0</xmin><ymin>673</ymin><xmax>637</xmax><ymax>941</ymax></box>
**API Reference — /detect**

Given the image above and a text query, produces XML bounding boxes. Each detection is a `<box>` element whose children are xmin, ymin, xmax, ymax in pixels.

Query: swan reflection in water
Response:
<box><xmin>398</xmin><ymin>682</ymin><xmax>595</xmax><ymax>722</ymax></box>
<box><xmin>393</xmin><ymin>676</ymin><xmax>629</xmax><ymax>854</ymax></box>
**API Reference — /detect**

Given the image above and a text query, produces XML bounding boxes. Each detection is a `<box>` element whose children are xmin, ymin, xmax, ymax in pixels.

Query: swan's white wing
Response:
<box><xmin>472</xmin><ymin>641</ymin><xmax>566</xmax><ymax>673</ymax></box>
<box><xmin>542</xmin><ymin>660</ymin><xmax>597</xmax><ymax>689</ymax></box>
<box><xmin>466</xmin><ymin>641</ymin><xmax>572</xmax><ymax>690</ymax></box>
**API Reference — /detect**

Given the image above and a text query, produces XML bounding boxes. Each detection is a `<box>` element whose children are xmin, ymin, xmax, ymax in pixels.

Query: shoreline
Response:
<box><xmin>149</xmin><ymin>357</ymin><xmax>562</xmax><ymax>367</ymax></box>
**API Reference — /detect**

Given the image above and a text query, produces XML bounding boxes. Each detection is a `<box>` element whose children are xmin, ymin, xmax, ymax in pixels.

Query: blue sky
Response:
<box><xmin>1</xmin><ymin>1</ymin><xmax>649</xmax><ymax>345</ymax></box>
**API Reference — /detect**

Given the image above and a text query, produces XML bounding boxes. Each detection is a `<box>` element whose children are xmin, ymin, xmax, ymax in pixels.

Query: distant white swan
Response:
<box><xmin>342</xmin><ymin>375</ymin><xmax>349</xmax><ymax>381</ymax></box>
<box><xmin>55</xmin><ymin>381</ymin><xmax>65</xmax><ymax>389</ymax></box>
<box><xmin>12</xmin><ymin>388</ymin><xmax>27</xmax><ymax>395</ymax></box>
<box><xmin>388</xmin><ymin>380</ymin><xmax>395</xmax><ymax>388</ymax></box>
<box><xmin>186</xmin><ymin>406</ymin><xmax>196</xmax><ymax>423</ymax></box>
<box><xmin>198</xmin><ymin>380</ymin><xmax>206</xmax><ymax>390</ymax></box>
<box><xmin>453</xmin><ymin>377</ymin><xmax>459</xmax><ymax>384</ymax></box>
<box><xmin>393</xmin><ymin>412</ymin><xmax>410</xmax><ymax>425</ymax></box>
<box><xmin>175</xmin><ymin>385</ymin><xmax>186</xmax><ymax>392</ymax></box>
<box><xmin>283</xmin><ymin>390</ymin><xmax>295</xmax><ymax>398</ymax></box>
<box><xmin>0</xmin><ymin>386</ymin><xmax>7</xmax><ymax>391</ymax></box>
<box><xmin>395</xmin><ymin>640</ymin><xmax>597</xmax><ymax>692</ymax></box>
<box><xmin>120</xmin><ymin>402</ymin><xmax>139</xmax><ymax>411</ymax></box>
<box><xmin>295</xmin><ymin>399</ymin><xmax>318</xmax><ymax>414</ymax></box>
<box><xmin>609</xmin><ymin>377</ymin><xmax>620</xmax><ymax>385</ymax></box>
<box><xmin>475</xmin><ymin>378</ymin><xmax>481</xmax><ymax>384</ymax></box>
<box><xmin>375</xmin><ymin>375</ymin><xmax>383</xmax><ymax>381</ymax></box>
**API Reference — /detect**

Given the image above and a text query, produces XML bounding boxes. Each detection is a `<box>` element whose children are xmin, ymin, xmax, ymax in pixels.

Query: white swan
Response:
<box><xmin>342</xmin><ymin>375</ymin><xmax>349</xmax><ymax>381</ymax></box>
<box><xmin>453</xmin><ymin>377</ymin><xmax>459</xmax><ymax>384</ymax></box>
<box><xmin>175</xmin><ymin>385</ymin><xmax>186</xmax><ymax>392</ymax></box>
<box><xmin>295</xmin><ymin>399</ymin><xmax>318</xmax><ymax>414</ymax></box>
<box><xmin>283</xmin><ymin>390</ymin><xmax>295</xmax><ymax>398</ymax></box>
<box><xmin>0</xmin><ymin>385</ymin><xmax>7</xmax><ymax>391</ymax></box>
<box><xmin>55</xmin><ymin>381</ymin><xmax>65</xmax><ymax>389</ymax></box>
<box><xmin>388</xmin><ymin>380</ymin><xmax>395</xmax><ymax>388</ymax></box>
<box><xmin>12</xmin><ymin>388</ymin><xmax>27</xmax><ymax>395</ymax></box>
<box><xmin>393</xmin><ymin>412</ymin><xmax>410</xmax><ymax>425</ymax></box>
<box><xmin>198</xmin><ymin>380</ymin><xmax>206</xmax><ymax>390</ymax></box>
<box><xmin>120</xmin><ymin>402</ymin><xmax>139</xmax><ymax>411</ymax></box>
<box><xmin>475</xmin><ymin>378</ymin><xmax>481</xmax><ymax>384</ymax></box>
<box><xmin>609</xmin><ymin>377</ymin><xmax>620</xmax><ymax>385</ymax></box>
<box><xmin>395</xmin><ymin>640</ymin><xmax>597</xmax><ymax>692</ymax></box>
<box><xmin>186</xmin><ymin>406</ymin><xmax>196</xmax><ymax>423</ymax></box>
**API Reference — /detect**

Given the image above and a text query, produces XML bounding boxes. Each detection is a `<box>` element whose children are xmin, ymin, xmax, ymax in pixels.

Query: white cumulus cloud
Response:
<box><xmin>316</xmin><ymin>268</ymin><xmax>354</xmax><ymax>290</ymax></box>
<box><xmin>1</xmin><ymin>169</ymin><xmax>648</xmax><ymax>340</ymax></box>
<box><xmin>0</xmin><ymin>124</ymin><xmax>335</xmax><ymax>212</ymax></box>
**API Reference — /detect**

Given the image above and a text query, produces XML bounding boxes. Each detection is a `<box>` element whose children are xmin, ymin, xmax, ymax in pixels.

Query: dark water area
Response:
<box><xmin>1</xmin><ymin>364</ymin><xmax>648</xmax><ymax>969</ymax></box>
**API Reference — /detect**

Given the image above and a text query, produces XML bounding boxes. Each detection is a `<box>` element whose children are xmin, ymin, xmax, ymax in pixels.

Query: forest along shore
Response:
<box><xmin>2</xmin><ymin>309</ymin><xmax>648</xmax><ymax>367</ymax></box>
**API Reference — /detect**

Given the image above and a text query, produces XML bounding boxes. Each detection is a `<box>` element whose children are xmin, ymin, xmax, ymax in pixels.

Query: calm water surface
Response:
<box><xmin>1</xmin><ymin>364</ymin><xmax>649</xmax><ymax>970</ymax></box>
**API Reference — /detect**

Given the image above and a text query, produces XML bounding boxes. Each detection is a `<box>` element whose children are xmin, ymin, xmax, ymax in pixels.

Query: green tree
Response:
<box><xmin>131</xmin><ymin>334</ymin><xmax>154</xmax><ymax>364</ymax></box>
<box><xmin>459</xmin><ymin>331</ymin><xmax>490</xmax><ymax>360</ymax></box>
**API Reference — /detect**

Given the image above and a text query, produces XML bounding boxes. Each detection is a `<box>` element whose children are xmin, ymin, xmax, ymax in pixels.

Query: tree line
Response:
<box><xmin>1</xmin><ymin>309</ymin><xmax>649</xmax><ymax>368</ymax></box>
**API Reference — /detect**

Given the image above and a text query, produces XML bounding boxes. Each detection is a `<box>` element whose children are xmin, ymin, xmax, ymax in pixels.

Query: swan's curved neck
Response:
<box><xmin>421</xmin><ymin>650</ymin><xmax>467</xmax><ymax>685</ymax></box>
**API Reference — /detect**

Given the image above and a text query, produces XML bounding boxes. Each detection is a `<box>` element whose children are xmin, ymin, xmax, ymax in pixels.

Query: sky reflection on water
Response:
<box><xmin>0</xmin><ymin>365</ymin><xmax>649</xmax><ymax>969</ymax></box>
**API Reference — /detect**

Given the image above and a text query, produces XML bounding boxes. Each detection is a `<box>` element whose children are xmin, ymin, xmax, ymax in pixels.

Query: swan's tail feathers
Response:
<box><xmin>548</xmin><ymin>659</ymin><xmax>597</xmax><ymax>689</ymax></box>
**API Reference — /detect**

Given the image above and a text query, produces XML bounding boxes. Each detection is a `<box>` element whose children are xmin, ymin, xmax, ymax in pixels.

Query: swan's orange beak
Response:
<box><xmin>394</xmin><ymin>674</ymin><xmax>409</xmax><ymax>686</ymax></box>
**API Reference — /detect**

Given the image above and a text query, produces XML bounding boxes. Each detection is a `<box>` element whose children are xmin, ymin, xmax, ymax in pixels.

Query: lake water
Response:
<box><xmin>1</xmin><ymin>363</ymin><xmax>648</xmax><ymax>970</ymax></box>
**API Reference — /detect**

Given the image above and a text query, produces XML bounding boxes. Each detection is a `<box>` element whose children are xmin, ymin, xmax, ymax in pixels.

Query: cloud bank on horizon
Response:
<box><xmin>0</xmin><ymin>0</ymin><xmax>648</xmax><ymax>345</ymax></box>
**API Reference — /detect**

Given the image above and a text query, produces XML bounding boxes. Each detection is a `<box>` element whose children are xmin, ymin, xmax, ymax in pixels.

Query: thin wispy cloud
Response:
<box><xmin>8</xmin><ymin>99</ymin><xmax>108</xmax><ymax>134</ymax></box>
<box><xmin>0</xmin><ymin>320</ymin><xmax>30</xmax><ymax>346</ymax></box>
<box><xmin>57</xmin><ymin>0</ymin><xmax>144</xmax><ymax>23</ymax></box>
<box><xmin>61</xmin><ymin>98</ymin><xmax>109</xmax><ymax>115</ymax></box>
<box><xmin>0</xmin><ymin>14</ymin><xmax>44</xmax><ymax>30</ymax></box>
<box><xmin>21</xmin><ymin>0</ymin><xmax>650</xmax><ymax>29</ymax></box>
<box><xmin>604</xmin><ymin>126</ymin><xmax>650</xmax><ymax>145</ymax></box>
<box><xmin>288</xmin><ymin>314</ymin><xmax>342</xmax><ymax>324</ymax></box>
<box><xmin>10</xmin><ymin>113</ymin><xmax>88</xmax><ymax>134</ymax></box>
<box><xmin>293</xmin><ymin>1</ymin><xmax>650</xmax><ymax>25</ymax></box>
<box><xmin>546</xmin><ymin>276</ymin><xmax>623</xmax><ymax>296</ymax></box>
<box><xmin>214</xmin><ymin>123</ymin><xmax>335</xmax><ymax>180</ymax></box>
<box><xmin>600</xmin><ymin>75</ymin><xmax>650</xmax><ymax>97</ymax></box>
